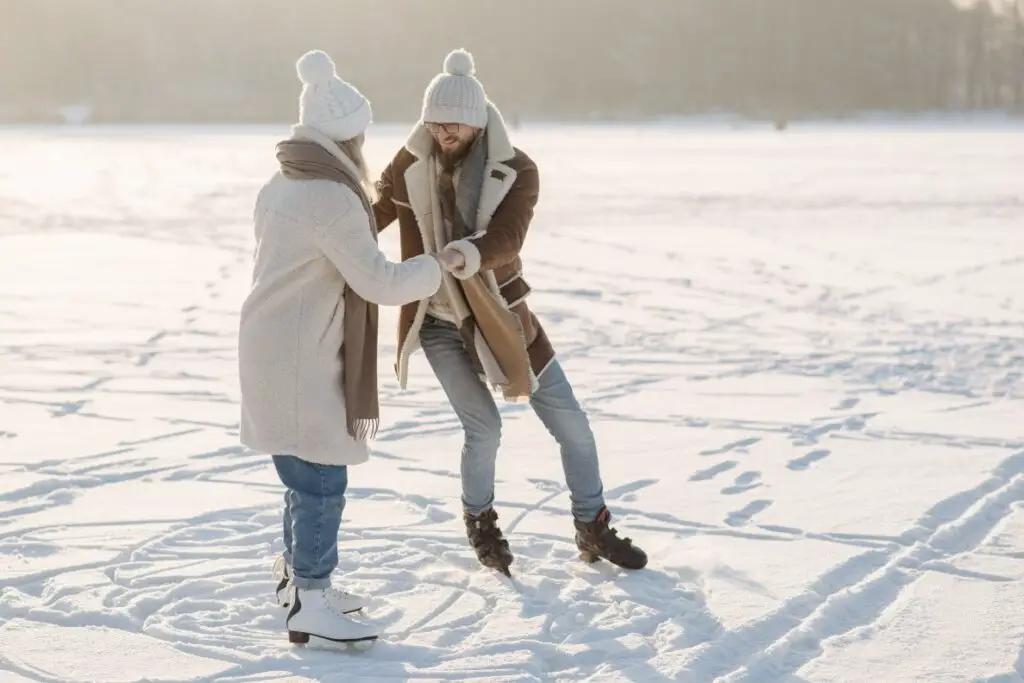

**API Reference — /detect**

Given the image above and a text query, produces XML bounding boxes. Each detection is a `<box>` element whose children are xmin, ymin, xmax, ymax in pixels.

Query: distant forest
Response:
<box><xmin>1</xmin><ymin>0</ymin><xmax>1022</xmax><ymax>123</ymax></box>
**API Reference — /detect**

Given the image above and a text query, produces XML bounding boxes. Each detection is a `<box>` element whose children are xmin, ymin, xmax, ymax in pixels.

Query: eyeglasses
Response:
<box><xmin>425</xmin><ymin>122</ymin><xmax>464</xmax><ymax>135</ymax></box>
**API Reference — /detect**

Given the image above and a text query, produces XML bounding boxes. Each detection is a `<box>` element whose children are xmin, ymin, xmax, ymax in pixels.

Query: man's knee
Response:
<box><xmin>462</xmin><ymin>413</ymin><xmax>502</xmax><ymax>450</ymax></box>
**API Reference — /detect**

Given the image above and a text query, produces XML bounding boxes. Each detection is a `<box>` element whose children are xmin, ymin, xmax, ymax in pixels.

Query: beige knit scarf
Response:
<box><xmin>275</xmin><ymin>139</ymin><xmax>379</xmax><ymax>441</ymax></box>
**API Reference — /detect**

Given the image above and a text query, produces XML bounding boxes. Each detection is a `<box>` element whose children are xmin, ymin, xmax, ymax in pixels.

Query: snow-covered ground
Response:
<box><xmin>1</xmin><ymin>122</ymin><xmax>1022</xmax><ymax>682</ymax></box>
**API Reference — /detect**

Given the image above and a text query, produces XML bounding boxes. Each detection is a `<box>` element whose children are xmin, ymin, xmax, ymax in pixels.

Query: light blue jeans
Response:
<box><xmin>419</xmin><ymin>315</ymin><xmax>606</xmax><ymax>521</ymax></box>
<box><xmin>273</xmin><ymin>454</ymin><xmax>348</xmax><ymax>590</ymax></box>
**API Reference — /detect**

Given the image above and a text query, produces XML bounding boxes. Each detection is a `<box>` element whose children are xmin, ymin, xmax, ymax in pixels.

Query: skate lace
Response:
<box><xmin>275</xmin><ymin>556</ymin><xmax>359</xmax><ymax>609</ymax></box>
<box><xmin>594</xmin><ymin>509</ymin><xmax>632</xmax><ymax>547</ymax></box>
<box><xmin>328</xmin><ymin>586</ymin><xmax>357</xmax><ymax>600</ymax></box>
<box><xmin>272</xmin><ymin>555</ymin><xmax>287</xmax><ymax>581</ymax></box>
<box><xmin>607</xmin><ymin>526</ymin><xmax>634</xmax><ymax>547</ymax></box>
<box><xmin>323</xmin><ymin>589</ymin><xmax>357</xmax><ymax>616</ymax></box>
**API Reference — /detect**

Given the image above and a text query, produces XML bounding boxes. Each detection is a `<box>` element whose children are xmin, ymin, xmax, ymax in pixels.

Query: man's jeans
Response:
<box><xmin>419</xmin><ymin>315</ymin><xmax>606</xmax><ymax>521</ymax></box>
<box><xmin>273</xmin><ymin>454</ymin><xmax>348</xmax><ymax>589</ymax></box>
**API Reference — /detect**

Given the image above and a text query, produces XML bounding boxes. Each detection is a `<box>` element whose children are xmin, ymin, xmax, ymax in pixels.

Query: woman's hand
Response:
<box><xmin>436</xmin><ymin>248</ymin><xmax>466</xmax><ymax>272</ymax></box>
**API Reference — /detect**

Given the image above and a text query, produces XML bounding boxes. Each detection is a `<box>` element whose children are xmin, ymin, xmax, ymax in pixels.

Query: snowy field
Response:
<box><xmin>0</xmin><ymin>121</ymin><xmax>1022</xmax><ymax>682</ymax></box>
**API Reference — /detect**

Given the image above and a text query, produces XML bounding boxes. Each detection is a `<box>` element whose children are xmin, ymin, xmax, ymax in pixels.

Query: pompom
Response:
<box><xmin>443</xmin><ymin>49</ymin><xmax>475</xmax><ymax>76</ymax></box>
<box><xmin>296</xmin><ymin>50</ymin><xmax>336</xmax><ymax>86</ymax></box>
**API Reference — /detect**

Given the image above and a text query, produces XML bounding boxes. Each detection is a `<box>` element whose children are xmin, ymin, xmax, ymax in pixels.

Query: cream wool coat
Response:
<box><xmin>238</xmin><ymin>126</ymin><xmax>442</xmax><ymax>466</ymax></box>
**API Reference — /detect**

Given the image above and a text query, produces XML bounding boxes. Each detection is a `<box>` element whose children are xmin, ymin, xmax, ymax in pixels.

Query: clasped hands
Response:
<box><xmin>435</xmin><ymin>247</ymin><xmax>466</xmax><ymax>273</ymax></box>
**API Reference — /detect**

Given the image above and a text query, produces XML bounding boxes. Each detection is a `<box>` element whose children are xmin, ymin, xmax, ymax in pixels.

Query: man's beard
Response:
<box><xmin>437</xmin><ymin>140</ymin><xmax>473</xmax><ymax>170</ymax></box>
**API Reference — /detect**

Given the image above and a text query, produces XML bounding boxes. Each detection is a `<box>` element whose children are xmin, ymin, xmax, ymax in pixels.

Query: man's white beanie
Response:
<box><xmin>295</xmin><ymin>50</ymin><xmax>372</xmax><ymax>141</ymax></box>
<box><xmin>420</xmin><ymin>49</ymin><xmax>489</xmax><ymax>128</ymax></box>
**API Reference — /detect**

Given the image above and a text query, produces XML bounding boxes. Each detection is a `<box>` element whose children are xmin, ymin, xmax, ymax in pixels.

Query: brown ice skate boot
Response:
<box><xmin>464</xmin><ymin>508</ymin><xmax>513</xmax><ymax>577</ymax></box>
<box><xmin>574</xmin><ymin>506</ymin><xmax>648</xmax><ymax>570</ymax></box>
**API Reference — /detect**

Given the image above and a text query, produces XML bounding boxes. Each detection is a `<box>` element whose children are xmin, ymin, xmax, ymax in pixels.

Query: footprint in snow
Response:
<box><xmin>720</xmin><ymin>471</ymin><xmax>762</xmax><ymax>495</ymax></box>
<box><xmin>725</xmin><ymin>499</ymin><xmax>772</xmax><ymax>527</ymax></box>
<box><xmin>699</xmin><ymin>437</ymin><xmax>762</xmax><ymax>457</ymax></box>
<box><xmin>786</xmin><ymin>449</ymin><xmax>831</xmax><ymax>471</ymax></box>
<box><xmin>720</xmin><ymin>471</ymin><xmax>761</xmax><ymax>497</ymax></box>
<box><xmin>689</xmin><ymin>460</ymin><xmax>738</xmax><ymax>482</ymax></box>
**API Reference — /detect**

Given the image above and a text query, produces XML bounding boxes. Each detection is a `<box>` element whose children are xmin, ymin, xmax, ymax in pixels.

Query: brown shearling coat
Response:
<box><xmin>372</xmin><ymin>104</ymin><xmax>554</xmax><ymax>400</ymax></box>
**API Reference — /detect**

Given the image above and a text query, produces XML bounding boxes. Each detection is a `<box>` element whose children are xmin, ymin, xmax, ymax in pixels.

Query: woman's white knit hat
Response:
<box><xmin>295</xmin><ymin>50</ymin><xmax>372</xmax><ymax>141</ymax></box>
<box><xmin>420</xmin><ymin>49</ymin><xmax>488</xmax><ymax>128</ymax></box>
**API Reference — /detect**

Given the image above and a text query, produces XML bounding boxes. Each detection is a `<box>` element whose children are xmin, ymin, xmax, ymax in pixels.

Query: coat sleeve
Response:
<box><xmin>313</xmin><ymin>191</ymin><xmax>441</xmax><ymax>306</ymax></box>
<box><xmin>371</xmin><ymin>156</ymin><xmax>398</xmax><ymax>233</ymax></box>
<box><xmin>443</xmin><ymin>160</ymin><xmax>539</xmax><ymax>279</ymax></box>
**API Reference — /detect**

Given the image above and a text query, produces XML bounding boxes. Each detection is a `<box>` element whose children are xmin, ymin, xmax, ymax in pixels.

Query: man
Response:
<box><xmin>373</xmin><ymin>49</ymin><xmax>647</xmax><ymax>576</ymax></box>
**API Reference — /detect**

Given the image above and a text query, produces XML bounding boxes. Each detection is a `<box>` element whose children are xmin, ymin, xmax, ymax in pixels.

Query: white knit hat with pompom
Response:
<box><xmin>420</xmin><ymin>49</ymin><xmax>488</xmax><ymax>128</ymax></box>
<box><xmin>295</xmin><ymin>50</ymin><xmax>372</xmax><ymax>141</ymax></box>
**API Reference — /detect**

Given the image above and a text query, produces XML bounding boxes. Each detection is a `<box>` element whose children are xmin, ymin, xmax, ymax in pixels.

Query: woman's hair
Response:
<box><xmin>337</xmin><ymin>133</ymin><xmax>376</xmax><ymax>202</ymax></box>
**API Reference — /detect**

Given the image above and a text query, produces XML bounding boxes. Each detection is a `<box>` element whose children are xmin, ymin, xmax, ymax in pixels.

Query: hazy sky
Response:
<box><xmin>1</xmin><ymin>0</ymin><xmax>1021</xmax><ymax>122</ymax></box>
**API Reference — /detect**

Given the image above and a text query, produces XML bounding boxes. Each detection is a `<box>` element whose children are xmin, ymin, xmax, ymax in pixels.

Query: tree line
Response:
<box><xmin>1</xmin><ymin>0</ymin><xmax>1021</xmax><ymax>123</ymax></box>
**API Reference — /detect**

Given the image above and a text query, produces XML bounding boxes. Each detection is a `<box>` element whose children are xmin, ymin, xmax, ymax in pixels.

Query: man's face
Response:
<box><xmin>426</xmin><ymin>122</ymin><xmax>481</xmax><ymax>160</ymax></box>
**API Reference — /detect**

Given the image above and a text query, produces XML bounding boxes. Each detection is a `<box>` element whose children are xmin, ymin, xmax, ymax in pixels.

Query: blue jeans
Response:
<box><xmin>419</xmin><ymin>315</ymin><xmax>606</xmax><ymax>521</ymax></box>
<box><xmin>272</xmin><ymin>454</ymin><xmax>348</xmax><ymax>590</ymax></box>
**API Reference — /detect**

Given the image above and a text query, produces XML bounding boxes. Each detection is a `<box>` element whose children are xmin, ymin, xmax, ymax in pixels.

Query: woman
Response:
<box><xmin>238</xmin><ymin>49</ymin><xmax>443</xmax><ymax>648</ymax></box>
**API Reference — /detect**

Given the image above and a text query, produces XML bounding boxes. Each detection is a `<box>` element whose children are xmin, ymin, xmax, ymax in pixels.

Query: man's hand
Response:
<box><xmin>436</xmin><ymin>248</ymin><xmax>466</xmax><ymax>272</ymax></box>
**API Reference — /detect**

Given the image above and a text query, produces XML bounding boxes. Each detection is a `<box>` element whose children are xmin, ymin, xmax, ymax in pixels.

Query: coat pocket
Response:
<box><xmin>499</xmin><ymin>274</ymin><xmax>531</xmax><ymax>308</ymax></box>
